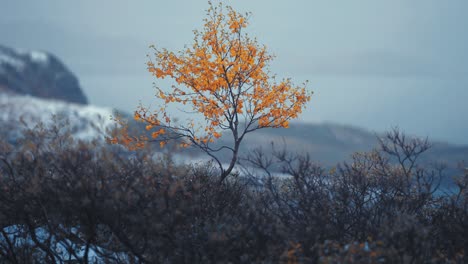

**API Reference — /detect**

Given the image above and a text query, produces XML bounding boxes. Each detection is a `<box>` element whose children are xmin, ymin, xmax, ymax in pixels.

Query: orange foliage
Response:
<box><xmin>110</xmin><ymin>2</ymin><xmax>312</xmax><ymax>173</ymax></box>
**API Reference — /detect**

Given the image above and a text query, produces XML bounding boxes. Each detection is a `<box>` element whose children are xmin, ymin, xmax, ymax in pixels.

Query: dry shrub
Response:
<box><xmin>0</xmin><ymin>122</ymin><xmax>466</xmax><ymax>263</ymax></box>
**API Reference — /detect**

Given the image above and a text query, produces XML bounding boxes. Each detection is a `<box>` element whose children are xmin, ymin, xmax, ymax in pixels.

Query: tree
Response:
<box><xmin>111</xmin><ymin>2</ymin><xmax>312</xmax><ymax>183</ymax></box>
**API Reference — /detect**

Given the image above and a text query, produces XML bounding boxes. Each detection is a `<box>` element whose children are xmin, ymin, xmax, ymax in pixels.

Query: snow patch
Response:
<box><xmin>0</xmin><ymin>48</ymin><xmax>50</xmax><ymax>71</ymax></box>
<box><xmin>29</xmin><ymin>51</ymin><xmax>49</xmax><ymax>64</ymax></box>
<box><xmin>0</xmin><ymin>93</ymin><xmax>115</xmax><ymax>141</ymax></box>
<box><xmin>0</xmin><ymin>53</ymin><xmax>25</xmax><ymax>70</ymax></box>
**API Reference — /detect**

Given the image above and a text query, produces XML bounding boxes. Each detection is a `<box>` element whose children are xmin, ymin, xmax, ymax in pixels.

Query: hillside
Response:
<box><xmin>0</xmin><ymin>44</ymin><xmax>87</xmax><ymax>104</ymax></box>
<box><xmin>0</xmin><ymin>93</ymin><xmax>113</xmax><ymax>144</ymax></box>
<box><xmin>0</xmin><ymin>44</ymin><xmax>466</xmax><ymax>186</ymax></box>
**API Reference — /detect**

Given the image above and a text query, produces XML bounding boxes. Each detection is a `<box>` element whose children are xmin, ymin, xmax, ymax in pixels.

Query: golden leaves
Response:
<box><xmin>179</xmin><ymin>142</ymin><xmax>191</xmax><ymax>148</ymax></box>
<box><xmin>134</xmin><ymin>112</ymin><xmax>141</xmax><ymax>121</ymax></box>
<box><xmin>212</xmin><ymin>131</ymin><xmax>222</xmax><ymax>138</ymax></box>
<box><xmin>112</xmin><ymin>2</ymin><xmax>311</xmax><ymax>152</ymax></box>
<box><xmin>107</xmin><ymin>114</ymin><xmax>148</xmax><ymax>151</ymax></box>
<box><xmin>151</xmin><ymin>128</ymin><xmax>165</xmax><ymax>139</ymax></box>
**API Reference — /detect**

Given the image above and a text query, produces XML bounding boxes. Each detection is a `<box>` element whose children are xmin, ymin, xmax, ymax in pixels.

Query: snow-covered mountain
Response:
<box><xmin>0</xmin><ymin>44</ymin><xmax>106</xmax><ymax>143</ymax></box>
<box><xmin>0</xmin><ymin>44</ymin><xmax>87</xmax><ymax>104</ymax></box>
<box><xmin>0</xmin><ymin>44</ymin><xmax>466</xmax><ymax>188</ymax></box>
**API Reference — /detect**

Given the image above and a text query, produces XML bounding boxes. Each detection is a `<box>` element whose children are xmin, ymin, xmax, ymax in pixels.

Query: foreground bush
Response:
<box><xmin>0</xmin><ymin>122</ymin><xmax>466</xmax><ymax>263</ymax></box>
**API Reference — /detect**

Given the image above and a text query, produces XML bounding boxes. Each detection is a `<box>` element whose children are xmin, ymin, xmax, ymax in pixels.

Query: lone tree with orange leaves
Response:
<box><xmin>112</xmin><ymin>2</ymin><xmax>311</xmax><ymax>183</ymax></box>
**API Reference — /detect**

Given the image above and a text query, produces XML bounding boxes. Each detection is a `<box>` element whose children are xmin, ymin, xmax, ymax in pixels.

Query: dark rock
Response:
<box><xmin>0</xmin><ymin>44</ymin><xmax>88</xmax><ymax>104</ymax></box>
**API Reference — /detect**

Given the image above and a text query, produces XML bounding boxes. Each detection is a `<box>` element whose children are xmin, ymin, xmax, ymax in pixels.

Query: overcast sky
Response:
<box><xmin>1</xmin><ymin>0</ymin><xmax>467</xmax><ymax>144</ymax></box>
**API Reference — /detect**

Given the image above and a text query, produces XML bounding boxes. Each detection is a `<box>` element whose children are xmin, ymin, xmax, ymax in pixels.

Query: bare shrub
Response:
<box><xmin>0</xmin><ymin>122</ymin><xmax>466</xmax><ymax>263</ymax></box>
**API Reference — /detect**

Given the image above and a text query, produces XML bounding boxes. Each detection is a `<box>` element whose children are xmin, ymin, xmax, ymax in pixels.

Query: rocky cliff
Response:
<box><xmin>0</xmin><ymin>44</ymin><xmax>87</xmax><ymax>104</ymax></box>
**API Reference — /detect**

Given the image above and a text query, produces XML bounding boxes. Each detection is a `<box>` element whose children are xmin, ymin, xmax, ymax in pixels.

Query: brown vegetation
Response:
<box><xmin>0</xmin><ymin>119</ymin><xmax>466</xmax><ymax>263</ymax></box>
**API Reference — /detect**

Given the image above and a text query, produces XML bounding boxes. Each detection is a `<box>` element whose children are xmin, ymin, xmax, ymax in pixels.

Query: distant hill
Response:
<box><xmin>0</xmin><ymin>44</ymin><xmax>87</xmax><ymax>104</ymax></box>
<box><xmin>202</xmin><ymin>122</ymin><xmax>467</xmax><ymax>187</ymax></box>
<box><xmin>0</xmin><ymin>44</ymin><xmax>465</xmax><ymax>188</ymax></box>
<box><xmin>239</xmin><ymin>123</ymin><xmax>468</xmax><ymax>167</ymax></box>
<box><xmin>239</xmin><ymin>122</ymin><xmax>378</xmax><ymax>164</ymax></box>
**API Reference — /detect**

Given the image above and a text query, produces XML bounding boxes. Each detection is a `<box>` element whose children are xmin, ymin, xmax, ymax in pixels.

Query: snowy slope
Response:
<box><xmin>0</xmin><ymin>44</ymin><xmax>88</xmax><ymax>104</ymax></box>
<box><xmin>0</xmin><ymin>93</ymin><xmax>114</xmax><ymax>142</ymax></box>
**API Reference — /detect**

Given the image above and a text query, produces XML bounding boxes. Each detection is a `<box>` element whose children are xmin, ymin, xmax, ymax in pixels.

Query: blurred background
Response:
<box><xmin>2</xmin><ymin>0</ymin><xmax>467</xmax><ymax>144</ymax></box>
<box><xmin>1</xmin><ymin>0</ymin><xmax>467</xmax><ymax>174</ymax></box>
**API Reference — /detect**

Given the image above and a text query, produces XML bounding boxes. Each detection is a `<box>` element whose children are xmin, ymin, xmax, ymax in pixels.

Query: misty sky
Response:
<box><xmin>1</xmin><ymin>0</ymin><xmax>467</xmax><ymax>144</ymax></box>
